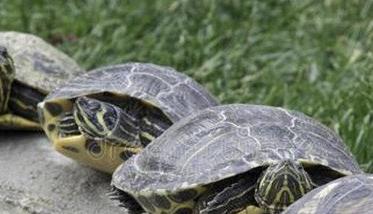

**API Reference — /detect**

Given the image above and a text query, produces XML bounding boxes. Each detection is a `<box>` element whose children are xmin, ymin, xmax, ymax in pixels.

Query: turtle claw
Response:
<box><xmin>108</xmin><ymin>186</ymin><xmax>144</xmax><ymax>214</ymax></box>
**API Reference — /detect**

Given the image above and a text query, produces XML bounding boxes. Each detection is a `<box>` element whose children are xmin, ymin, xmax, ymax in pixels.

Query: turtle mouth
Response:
<box><xmin>37</xmin><ymin>99</ymin><xmax>81</xmax><ymax>140</ymax></box>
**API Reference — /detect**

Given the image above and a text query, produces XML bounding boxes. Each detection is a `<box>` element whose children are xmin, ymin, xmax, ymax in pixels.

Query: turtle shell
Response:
<box><xmin>43</xmin><ymin>63</ymin><xmax>218</xmax><ymax>122</ymax></box>
<box><xmin>0</xmin><ymin>31</ymin><xmax>82</xmax><ymax>92</ymax></box>
<box><xmin>283</xmin><ymin>174</ymin><xmax>373</xmax><ymax>214</ymax></box>
<box><xmin>112</xmin><ymin>104</ymin><xmax>362</xmax><ymax>194</ymax></box>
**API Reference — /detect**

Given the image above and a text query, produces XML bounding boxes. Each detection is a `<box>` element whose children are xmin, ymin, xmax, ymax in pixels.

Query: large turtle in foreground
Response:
<box><xmin>283</xmin><ymin>174</ymin><xmax>373</xmax><ymax>214</ymax></box>
<box><xmin>0</xmin><ymin>31</ymin><xmax>83</xmax><ymax>129</ymax></box>
<box><xmin>38</xmin><ymin>63</ymin><xmax>218</xmax><ymax>173</ymax></box>
<box><xmin>111</xmin><ymin>104</ymin><xmax>362</xmax><ymax>214</ymax></box>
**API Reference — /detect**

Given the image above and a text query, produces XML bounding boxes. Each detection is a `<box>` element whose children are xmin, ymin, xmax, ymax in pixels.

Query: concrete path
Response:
<box><xmin>0</xmin><ymin>132</ymin><xmax>124</xmax><ymax>214</ymax></box>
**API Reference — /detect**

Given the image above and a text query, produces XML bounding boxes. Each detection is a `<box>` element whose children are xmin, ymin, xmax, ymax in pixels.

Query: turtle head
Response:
<box><xmin>254</xmin><ymin>160</ymin><xmax>315</xmax><ymax>213</ymax></box>
<box><xmin>0</xmin><ymin>46</ymin><xmax>15</xmax><ymax>113</ymax></box>
<box><xmin>72</xmin><ymin>96</ymin><xmax>142</xmax><ymax>147</ymax></box>
<box><xmin>73</xmin><ymin>96</ymin><xmax>118</xmax><ymax>138</ymax></box>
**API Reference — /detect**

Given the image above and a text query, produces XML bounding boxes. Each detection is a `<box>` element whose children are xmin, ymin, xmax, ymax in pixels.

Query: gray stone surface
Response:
<box><xmin>0</xmin><ymin>132</ymin><xmax>124</xmax><ymax>214</ymax></box>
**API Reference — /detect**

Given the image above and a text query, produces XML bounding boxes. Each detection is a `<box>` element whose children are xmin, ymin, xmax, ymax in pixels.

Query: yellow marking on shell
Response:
<box><xmin>0</xmin><ymin>113</ymin><xmax>40</xmax><ymax>130</ymax></box>
<box><xmin>136</xmin><ymin>186</ymin><xmax>206</xmax><ymax>214</ymax></box>
<box><xmin>154</xmin><ymin>201</ymin><xmax>195</xmax><ymax>214</ymax></box>
<box><xmin>237</xmin><ymin>206</ymin><xmax>264</xmax><ymax>214</ymax></box>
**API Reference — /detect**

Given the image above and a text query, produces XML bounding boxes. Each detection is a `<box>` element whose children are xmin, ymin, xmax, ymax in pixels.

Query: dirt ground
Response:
<box><xmin>0</xmin><ymin>132</ymin><xmax>124</xmax><ymax>214</ymax></box>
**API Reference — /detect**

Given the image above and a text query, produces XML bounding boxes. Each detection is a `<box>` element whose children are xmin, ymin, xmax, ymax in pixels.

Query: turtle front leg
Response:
<box><xmin>73</xmin><ymin>96</ymin><xmax>142</xmax><ymax>148</ymax></box>
<box><xmin>0</xmin><ymin>47</ymin><xmax>15</xmax><ymax>113</ymax></box>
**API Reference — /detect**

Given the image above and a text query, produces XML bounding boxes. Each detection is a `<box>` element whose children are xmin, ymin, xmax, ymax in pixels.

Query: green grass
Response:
<box><xmin>1</xmin><ymin>0</ymin><xmax>372</xmax><ymax>172</ymax></box>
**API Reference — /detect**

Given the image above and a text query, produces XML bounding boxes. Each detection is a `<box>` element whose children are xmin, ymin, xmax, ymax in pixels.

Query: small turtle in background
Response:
<box><xmin>38</xmin><ymin>63</ymin><xmax>218</xmax><ymax>173</ymax></box>
<box><xmin>0</xmin><ymin>31</ymin><xmax>83</xmax><ymax>130</ymax></box>
<box><xmin>110</xmin><ymin>104</ymin><xmax>362</xmax><ymax>214</ymax></box>
<box><xmin>283</xmin><ymin>174</ymin><xmax>373</xmax><ymax>214</ymax></box>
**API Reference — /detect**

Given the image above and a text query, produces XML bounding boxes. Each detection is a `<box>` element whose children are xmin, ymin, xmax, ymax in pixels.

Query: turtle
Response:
<box><xmin>37</xmin><ymin>63</ymin><xmax>219</xmax><ymax>173</ymax></box>
<box><xmin>283</xmin><ymin>174</ymin><xmax>373</xmax><ymax>214</ymax></box>
<box><xmin>110</xmin><ymin>104</ymin><xmax>362</xmax><ymax>214</ymax></box>
<box><xmin>0</xmin><ymin>31</ymin><xmax>83</xmax><ymax>130</ymax></box>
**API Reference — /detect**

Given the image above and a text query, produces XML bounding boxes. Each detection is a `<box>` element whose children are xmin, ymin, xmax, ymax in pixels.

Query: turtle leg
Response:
<box><xmin>196</xmin><ymin>169</ymin><xmax>262</xmax><ymax>214</ymax></box>
<box><xmin>0</xmin><ymin>81</ymin><xmax>45</xmax><ymax>129</ymax></box>
<box><xmin>73</xmin><ymin>96</ymin><xmax>142</xmax><ymax>148</ymax></box>
<box><xmin>8</xmin><ymin>80</ymin><xmax>46</xmax><ymax>122</ymax></box>
<box><xmin>0</xmin><ymin>46</ymin><xmax>15</xmax><ymax>114</ymax></box>
<box><xmin>0</xmin><ymin>113</ymin><xmax>40</xmax><ymax>130</ymax></box>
